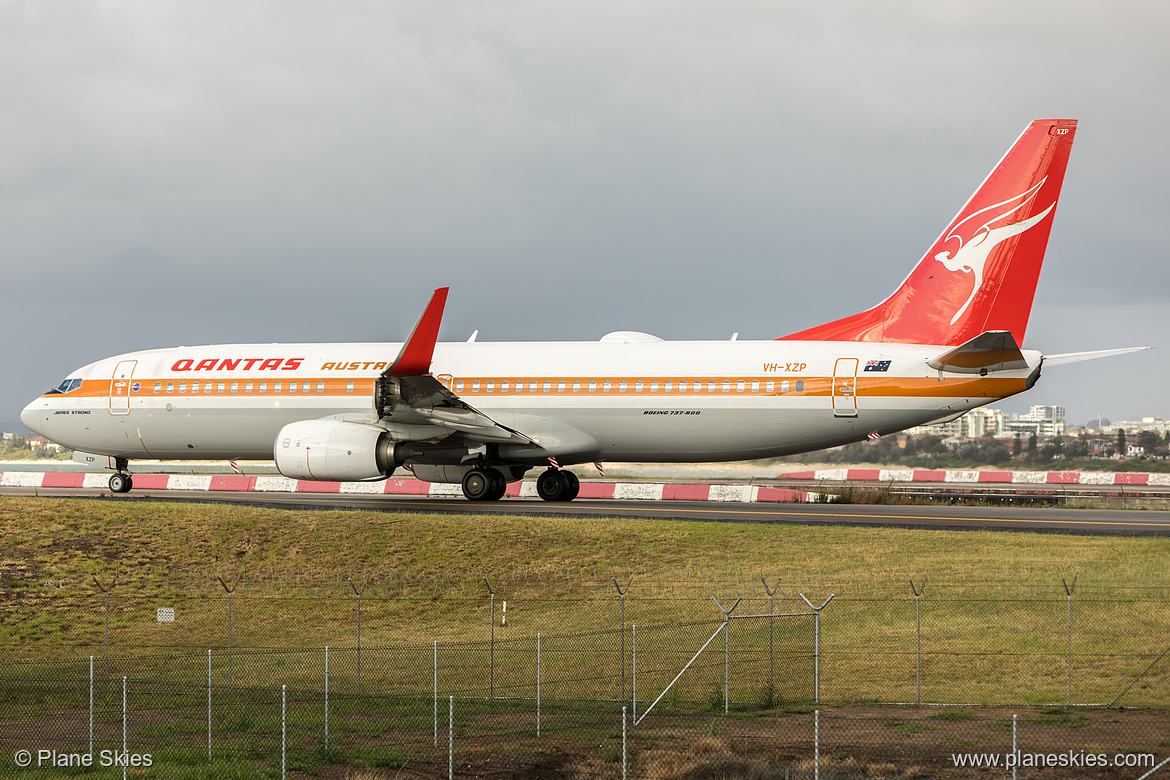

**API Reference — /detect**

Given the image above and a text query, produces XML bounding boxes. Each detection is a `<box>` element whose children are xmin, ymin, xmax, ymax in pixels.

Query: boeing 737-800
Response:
<box><xmin>20</xmin><ymin>119</ymin><xmax>1145</xmax><ymax>501</ymax></box>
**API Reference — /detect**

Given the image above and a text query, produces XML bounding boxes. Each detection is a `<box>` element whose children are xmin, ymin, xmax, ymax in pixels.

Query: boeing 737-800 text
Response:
<box><xmin>20</xmin><ymin>119</ymin><xmax>1145</xmax><ymax>501</ymax></box>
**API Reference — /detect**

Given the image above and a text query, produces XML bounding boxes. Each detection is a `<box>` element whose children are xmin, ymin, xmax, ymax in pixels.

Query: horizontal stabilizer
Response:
<box><xmin>927</xmin><ymin>331</ymin><xmax>1028</xmax><ymax>374</ymax></box>
<box><xmin>1043</xmin><ymin>346</ymin><xmax>1151</xmax><ymax>366</ymax></box>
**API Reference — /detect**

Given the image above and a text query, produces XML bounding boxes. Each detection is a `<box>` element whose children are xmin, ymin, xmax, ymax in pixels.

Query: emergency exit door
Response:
<box><xmin>109</xmin><ymin>360</ymin><xmax>137</xmax><ymax>415</ymax></box>
<box><xmin>832</xmin><ymin>358</ymin><xmax>859</xmax><ymax>417</ymax></box>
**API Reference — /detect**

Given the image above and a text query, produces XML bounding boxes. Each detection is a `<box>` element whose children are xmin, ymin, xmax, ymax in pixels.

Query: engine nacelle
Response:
<box><xmin>274</xmin><ymin>420</ymin><xmax>401</xmax><ymax>481</ymax></box>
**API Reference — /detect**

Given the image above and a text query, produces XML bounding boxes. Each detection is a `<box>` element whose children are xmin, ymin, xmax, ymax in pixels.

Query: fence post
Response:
<box><xmin>814</xmin><ymin>708</ymin><xmax>820</xmax><ymax>780</ymax></box>
<box><xmin>1012</xmin><ymin>713</ymin><xmax>1018</xmax><ymax>780</ymax></box>
<box><xmin>121</xmin><ymin>676</ymin><xmax>127</xmax><ymax>780</ymax></box>
<box><xmin>909</xmin><ymin>577</ymin><xmax>926</xmax><ymax>705</ymax></box>
<box><xmin>1062</xmin><ymin>576</ymin><xmax>1076</xmax><ymax>705</ymax></box>
<box><xmin>433</xmin><ymin>640</ymin><xmax>438</xmax><ymax>747</ymax></box>
<box><xmin>217</xmin><ymin>573</ymin><xmax>241</xmax><ymax>692</ymax></box>
<box><xmin>761</xmin><ymin>578</ymin><xmax>779</xmax><ymax>695</ymax></box>
<box><xmin>632</xmin><ymin>624</ymin><xmax>637</xmax><ymax>721</ymax></box>
<box><xmin>449</xmin><ymin>695</ymin><xmax>454</xmax><ymax>780</ymax></box>
<box><xmin>89</xmin><ymin>656</ymin><xmax>94</xmax><ymax>755</ymax></box>
<box><xmin>325</xmin><ymin>646</ymin><xmax>330</xmax><ymax>750</ymax></box>
<box><xmin>281</xmin><ymin>684</ymin><xmax>287</xmax><ymax>780</ymax></box>
<box><xmin>799</xmin><ymin>593</ymin><xmax>835</xmax><ymax>704</ymax></box>
<box><xmin>537</xmin><ymin>633</ymin><xmax>542</xmax><ymax>737</ymax></box>
<box><xmin>92</xmin><ymin>571</ymin><xmax>117</xmax><ymax>694</ymax></box>
<box><xmin>484</xmin><ymin>575</ymin><xmax>501</xmax><ymax>699</ymax></box>
<box><xmin>207</xmin><ymin>649</ymin><xmax>212</xmax><ymax>762</ymax></box>
<box><xmin>712</xmin><ymin>596</ymin><xmax>742</xmax><ymax>714</ymax></box>
<box><xmin>613</xmin><ymin>576</ymin><xmax>631</xmax><ymax>702</ymax></box>
<box><xmin>622</xmin><ymin>706</ymin><xmax>628</xmax><ymax>780</ymax></box>
<box><xmin>348</xmin><ymin>576</ymin><xmax>366</xmax><ymax>696</ymax></box>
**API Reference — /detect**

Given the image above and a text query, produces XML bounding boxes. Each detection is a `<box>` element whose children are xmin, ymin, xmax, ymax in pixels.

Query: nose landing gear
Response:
<box><xmin>108</xmin><ymin>458</ymin><xmax>133</xmax><ymax>494</ymax></box>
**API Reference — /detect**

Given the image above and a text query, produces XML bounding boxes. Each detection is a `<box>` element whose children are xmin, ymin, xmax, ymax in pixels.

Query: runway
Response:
<box><xmin>4</xmin><ymin>485</ymin><xmax>1170</xmax><ymax>536</ymax></box>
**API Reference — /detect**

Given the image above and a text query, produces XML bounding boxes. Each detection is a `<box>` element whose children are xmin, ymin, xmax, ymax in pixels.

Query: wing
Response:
<box><xmin>373</xmin><ymin>288</ymin><xmax>532</xmax><ymax>445</ymax></box>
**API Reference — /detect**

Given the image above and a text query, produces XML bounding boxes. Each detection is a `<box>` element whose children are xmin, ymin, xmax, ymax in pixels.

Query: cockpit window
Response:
<box><xmin>50</xmin><ymin>378</ymin><xmax>82</xmax><ymax>394</ymax></box>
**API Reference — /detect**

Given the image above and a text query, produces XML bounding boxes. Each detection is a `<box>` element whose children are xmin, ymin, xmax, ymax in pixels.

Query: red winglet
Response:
<box><xmin>389</xmin><ymin>287</ymin><xmax>449</xmax><ymax>376</ymax></box>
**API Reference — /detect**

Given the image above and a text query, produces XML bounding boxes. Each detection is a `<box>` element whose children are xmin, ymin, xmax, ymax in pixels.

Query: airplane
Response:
<box><xmin>21</xmin><ymin>118</ymin><xmax>1148</xmax><ymax>501</ymax></box>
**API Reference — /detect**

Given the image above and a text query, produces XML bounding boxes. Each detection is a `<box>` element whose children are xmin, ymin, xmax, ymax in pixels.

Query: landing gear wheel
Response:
<box><xmin>486</xmin><ymin>469</ymin><xmax>507</xmax><ymax>501</ymax></box>
<box><xmin>560</xmin><ymin>470</ymin><xmax>580</xmax><ymax>500</ymax></box>
<box><xmin>537</xmin><ymin>468</ymin><xmax>579</xmax><ymax>502</ymax></box>
<box><xmin>109</xmin><ymin>474</ymin><xmax>133</xmax><ymax>494</ymax></box>
<box><xmin>537</xmin><ymin>468</ymin><xmax>566</xmax><ymax>502</ymax></box>
<box><xmin>462</xmin><ymin>468</ymin><xmax>494</xmax><ymax>501</ymax></box>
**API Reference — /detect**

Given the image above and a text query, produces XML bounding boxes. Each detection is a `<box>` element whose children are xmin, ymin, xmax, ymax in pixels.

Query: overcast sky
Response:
<box><xmin>3</xmin><ymin>1</ymin><xmax>1166</xmax><ymax>432</ymax></box>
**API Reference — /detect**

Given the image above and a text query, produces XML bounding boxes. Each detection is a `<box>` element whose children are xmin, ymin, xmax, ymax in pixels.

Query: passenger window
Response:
<box><xmin>217</xmin><ymin>382</ymin><xmax>226</xmax><ymax>393</ymax></box>
<box><xmin>273</xmin><ymin>381</ymin><xmax>282</xmax><ymax>393</ymax></box>
<box><xmin>736</xmin><ymin>380</ymin><xmax>745</xmax><ymax>392</ymax></box>
<box><xmin>677</xmin><ymin>381</ymin><xmax>686</xmax><ymax>394</ymax></box>
<box><xmin>664</xmin><ymin>381</ymin><xmax>673</xmax><ymax>393</ymax></box>
<box><xmin>154</xmin><ymin>382</ymin><xmax>162</xmax><ymax>393</ymax></box>
<box><xmin>344</xmin><ymin>381</ymin><xmax>352</xmax><ymax>393</ymax></box>
<box><xmin>634</xmin><ymin>381</ymin><xmax>643</xmax><ymax>392</ymax></box>
<box><xmin>766</xmin><ymin>380</ymin><xmax>775</xmax><ymax>393</ymax></box>
<box><xmin>619</xmin><ymin>381</ymin><xmax>628</xmax><ymax>392</ymax></box>
<box><xmin>543</xmin><ymin>381</ymin><xmax>552</xmax><ymax>392</ymax></box>
<box><xmin>650</xmin><ymin>381</ymin><xmax>658</xmax><ymax>392</ymax></box>
<box><xmin>588</xmin><ymin>380</ymin><xmax>597</xmax><ymax>393</ymax></box>
<box><xmin>245</xmin><ymin>381</ymin><xmax>253</xmax><ymax>393</ymax></box>
<box><xmin>165</xmin><ymin>382</ymin><xmax>174</xmax><ymax>393</ymax></box>
<box><xmin>472</xmin><ymin>381</ymin><xmax>480</xmax><ymax>392</ymax></box>
<box><xmin>302</xmin><ymin>382</ymin><xmax>310</xmax><ymax>393</ymax></box>
<box><xmin>191</xmin><ymin>382</ymin><xmax>200</xmax><ymax>394</ymax></box>
<box><xmin>230</xmin><ymin>381</ymin><xmax>239</xmax><ymax>393</ymax></box>
<box><xmin>751</xmin><ymin>380</ymin><xmax>759</xmax><ymax>392</ymax></box>
<box><xmin>501</xmin><ymin>380</ymin><xmax>510</xmax><ymax>392</ymax></box>
<box><xmin>260</xmin><ymin>382</ymin><xmax>268</xmax><ymax>393</ymax></box>
<box><xmin>513</xmin><ymin>381</ymin><xmax>521</xmax><ymax>393</ymax></box>
<box><xmin>455</xmin><ymin>380</ymin><xmax>464</xmax><ymax>392</ymax></box>
<box><xmin>708</xmin><ymin>381</ymin><xmax>717</xmax><ymax>393</ymax></box>
<box><xmin>486</xmin><ymin>381</ymin><xmax>494</xmax><ymax>393</ymax></box>
<box><xmin>781</xmin><ymin>380</ymin><xmax>789</xmax><ymax>393</ymax></box>
<box><xmin>603</xmin><ymin>381</ymin><xmax>612</xmax><ymax>393</ymax></box>
<box><xmin>572</xmin><ymin>381</ymin><xmax>581</xmax><ymax>392</ymax></box>
<box><xmin>204</xmin><ymin>382</ymin><xmax>213</xmax><ymax>393</ymax></box>
<box><xmin>316</xmin><ymin>381</ymin><xmax>324</xmax><ymax>393</ymax></box>
<box><xmin>693</xmin><ymin>381</ymin><xmax>702</xmax><ymax>392</ymax></box>
<box><xmin>178</xmin><ymin>381</ymin><xmax>187</xmax><ymax>393</ymax></box>
<box><xmin>288</xmin><ymin>382</ymin><xmax>297</xmax><ymax>393</ymax></box>
<box><xmin>557</xmin><ymin>380</ymin><xmax>566</xmax><ymax>392</ymax></box>
<box><xmin>795</xmin><ymin>380</ymin><xmax>805</xmax><ymax>393</ymax></box>
<box><xmin>722</xmin><ymin>380</ymin><xmax>731</xmax><ymax>392</ymax></box>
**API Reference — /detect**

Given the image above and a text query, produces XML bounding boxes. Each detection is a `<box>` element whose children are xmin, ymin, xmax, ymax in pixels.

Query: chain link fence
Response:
<box><xmin>3</xmin><ymin>568</ymin><xmax>1169</xmax><ymax>777</ymax></box>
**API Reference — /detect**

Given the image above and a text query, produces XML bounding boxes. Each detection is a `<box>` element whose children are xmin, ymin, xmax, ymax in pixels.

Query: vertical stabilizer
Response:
<box><xmin>780</xmin><ymin>119</ymin><xmax>1077</xmax><ymax>346</ymax></box>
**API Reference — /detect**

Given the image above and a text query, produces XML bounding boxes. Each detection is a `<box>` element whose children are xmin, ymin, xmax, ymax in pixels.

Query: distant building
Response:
<box><xmin>26</xmin><ymin>435</ymin><xmax>63</xmax><ymax>452</ymax></box>
<box><xmin>1107</xmin><ymin>417</ymin><xmax>1170</xmax><ymax>435</ymax></box>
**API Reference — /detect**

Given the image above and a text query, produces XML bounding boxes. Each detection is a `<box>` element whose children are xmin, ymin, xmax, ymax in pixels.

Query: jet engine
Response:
<box><xmin>274</xmin><ymin>420</ymin><xmax>403</xmax><ymax>481</ymax></box>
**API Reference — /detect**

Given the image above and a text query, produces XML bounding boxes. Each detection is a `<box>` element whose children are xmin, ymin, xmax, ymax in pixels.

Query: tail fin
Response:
<box><xmin>779</xmin><ymin>119</ymin><xmax>1077</xmax><ymax>347</ymax></box>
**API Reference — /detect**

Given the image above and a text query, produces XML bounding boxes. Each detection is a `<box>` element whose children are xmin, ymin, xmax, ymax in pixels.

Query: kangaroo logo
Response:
<box><xmin>934</xmin><ymin>178</ymin><xmax>1054</xmax><ymax>325</ymax></box>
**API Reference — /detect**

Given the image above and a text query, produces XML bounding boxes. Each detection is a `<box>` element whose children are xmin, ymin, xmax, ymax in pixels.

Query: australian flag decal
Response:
<box><xmin>864</xmin><ymin>359</ymin><xmax>892</xmax><ymax>372</ymax></box>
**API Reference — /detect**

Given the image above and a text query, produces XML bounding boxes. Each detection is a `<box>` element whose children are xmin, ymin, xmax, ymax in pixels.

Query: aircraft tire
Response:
<box><xmin>109</xmin><ymin>474</ymin><xmax>132</xmax><ymax>494</ymax></box>
<box><xmin>461</xmin><ymin>468</ymin><xmax>494</xmax><ymax>501</ymax></box>
<box><xmin>560</xmin><ymin>470</ymin><xmax>580</xmax><ymax>501</ymax></box>
<box><xmin>536</xmin><ymin>468</ymin><xmax>566</xmax><ymax>502</ymax></box>
<box><xmin>486</xmin><ymin>469</ymin><xmax>507</xmax><ymax>501</ymax></box>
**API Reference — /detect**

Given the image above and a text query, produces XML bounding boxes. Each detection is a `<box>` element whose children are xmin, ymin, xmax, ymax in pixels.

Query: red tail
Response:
<box><xmin>780</xmin><ymin>119</ymin><xmax>1077</xmax><ymax>347</ymax></box>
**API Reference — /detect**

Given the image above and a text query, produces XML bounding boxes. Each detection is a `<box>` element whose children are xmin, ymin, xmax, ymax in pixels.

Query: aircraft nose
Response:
<box><xmin>20</xmin><ymin>400</ymin><xmax>43</xmax><ymax>436</ymax></box>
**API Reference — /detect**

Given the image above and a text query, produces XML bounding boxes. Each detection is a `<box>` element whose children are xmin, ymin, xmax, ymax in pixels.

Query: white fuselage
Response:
<box><xmin>23</xmin><ymin>339</ymin><xmax>1038</xmax><ymax>465</ymax></box>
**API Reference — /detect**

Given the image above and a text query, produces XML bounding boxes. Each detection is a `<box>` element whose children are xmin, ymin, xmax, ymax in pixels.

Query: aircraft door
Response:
<box><xmin>109</xmin><ymin>360</ymin><xmax>137</xmax><ymax>415</ymax></box>
<box><xmin>832</xmin><ymin>358</ymin><xmax>859</xmax><ymax>417</ymax></box>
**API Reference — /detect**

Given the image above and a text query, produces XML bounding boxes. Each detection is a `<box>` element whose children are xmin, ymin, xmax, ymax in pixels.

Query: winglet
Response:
<box><xmin>387</xmin><ymin>287</ymin><xmax>449</xmax><ymax>376</ymax></box>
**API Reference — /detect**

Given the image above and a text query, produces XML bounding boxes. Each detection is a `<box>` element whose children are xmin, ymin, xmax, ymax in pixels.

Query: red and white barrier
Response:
<box><xmin>775</xmin><ymin>468</ymin><xmax>1170</xmax><ymax>487</ymax></box>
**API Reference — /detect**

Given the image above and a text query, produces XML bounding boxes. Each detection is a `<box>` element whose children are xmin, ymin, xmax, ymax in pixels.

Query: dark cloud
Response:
<box><xmin>3</xmin><ymin>0</ymin><xmax>1166</xmax><ymax>426</ymax></box>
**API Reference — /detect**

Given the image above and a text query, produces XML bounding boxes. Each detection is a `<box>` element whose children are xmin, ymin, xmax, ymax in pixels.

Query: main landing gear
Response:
<box><xmin>109</xmin><ymin>459</ymin><xmax>133</xmax><ymax>494</ymax></box>
<box><xmin>537</xmin><ymin>468</ymin><xmax>579</xmax><ymax>502</ymax></box>
<box><xmin>461</xmin><ymin>467</ymin><xmax>508</xmax><ymax>502</ymax></box>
